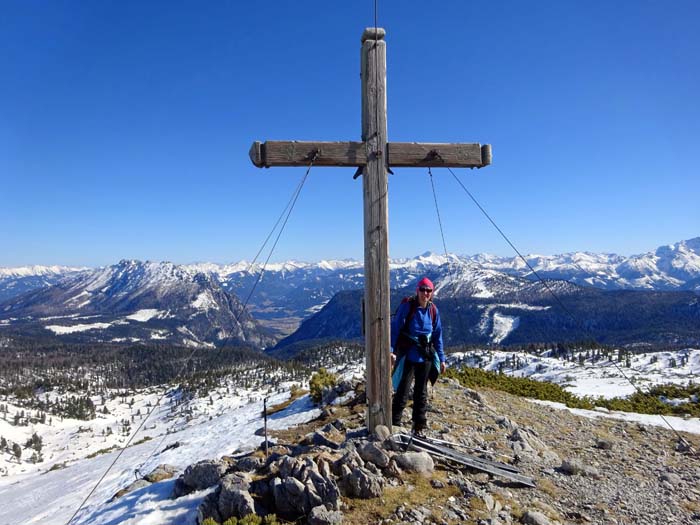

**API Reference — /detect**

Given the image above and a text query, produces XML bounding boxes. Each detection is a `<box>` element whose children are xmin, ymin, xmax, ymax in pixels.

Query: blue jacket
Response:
<box><xmin>391</xmin><ymin>299</ymin><xmax>444</xmax><ymax>364</ymax></box>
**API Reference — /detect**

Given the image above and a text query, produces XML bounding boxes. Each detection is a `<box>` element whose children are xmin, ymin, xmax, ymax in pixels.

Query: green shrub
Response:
<box><xmin>309</xmin><ymin>368</ymin><xmax>337</xmax><ymax>404</ymax></box>
<box><xmin>222</xmin><ymin>514</ymin><xmax>277</xmax><ymax>525</ymax></box>
<box><xmin>446</xmin><ymin>366</ymin><xmax>700</xmax><ymax>417</ymax></box>
<box><xmin>202</xmin><ymin>518</ymin><xmax>219</xmax><ymax>525</ymax></box>
<box><xmin>445</xmin><ymin>367</ymin><xmax>594</xmax><ymax>410</ymax></box>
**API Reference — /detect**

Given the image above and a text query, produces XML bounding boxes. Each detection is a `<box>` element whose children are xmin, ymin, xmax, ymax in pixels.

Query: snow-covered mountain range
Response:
<box><xmin>0</xmin><ymin>265</ymin><xmax>88</xmax><ymax>303</ymax></box>
<box><xmin>0</xmin><ymin>260</ymin><xmax>274</xmax><ymax>348</ymax></box>
<box><xmin>0</xmin><ymin>238</ymin><xmax>698</xmax><ymax>348</ymax></box>
<box><xmin>473</xmin><ymin>237</ymin><xmax>700</xmax><ymax>291</ymax></box>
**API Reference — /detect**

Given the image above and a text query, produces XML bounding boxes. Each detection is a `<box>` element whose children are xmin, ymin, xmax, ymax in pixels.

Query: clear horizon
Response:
<box><xmin>3</xmin><ymin>1</ymin><xmax>699</xmax><ymax>266</ymax></box>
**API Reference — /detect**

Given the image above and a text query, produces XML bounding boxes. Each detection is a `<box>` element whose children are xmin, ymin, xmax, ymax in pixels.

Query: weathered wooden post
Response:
<box><xmin>360</xmin><ymin>27</ymin><xmax>392</xmax><ymax>431</ymax></box>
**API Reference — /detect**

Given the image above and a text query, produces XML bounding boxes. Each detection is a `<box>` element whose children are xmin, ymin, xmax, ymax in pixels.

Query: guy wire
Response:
<box><xmin>63</xmin><ymin>158</ymin><xmax>317</xmax><ymax>525</ymax></box>
<box><xmin>445</xmin><ymin>166</ymin><xmax>693</xmax><ymax>451</ymax></box>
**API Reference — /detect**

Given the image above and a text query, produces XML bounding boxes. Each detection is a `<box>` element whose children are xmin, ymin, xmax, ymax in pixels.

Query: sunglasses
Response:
<box><xmin>419</xmin><ymin>286</ymin><xmax>433</xmax><ymax>293</ymax></box>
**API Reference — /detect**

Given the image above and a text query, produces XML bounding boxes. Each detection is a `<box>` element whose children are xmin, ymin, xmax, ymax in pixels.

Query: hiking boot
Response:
<box><xmin>412</xmin><ymin>428</ymin><xmax>426</xmax><ymax>439</ymax></box>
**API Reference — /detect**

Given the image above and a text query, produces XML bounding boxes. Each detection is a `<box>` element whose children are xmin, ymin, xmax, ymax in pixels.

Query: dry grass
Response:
<box><xmin>266</xmin><ymin>388</ymin><xmax>308</xmax><ymax>416</ymax></box>
<box><xmin>681</xmin><ymin>498</ymin><xmax>700</xmax><ymax>514</ymax></box>
<box><xmin>268</xmin><ymin>404</ymin><xmax>358</xmax><ymax>444</ymax></box>
<box><xmin>536</xmin><ymin>477</ymin><xmax>561</xmax><ymax>498</ymax></box>
<box><xmin>341</xmin><ymin>471</ymin><xmax>461</xmax><ymax>525</ymax></box>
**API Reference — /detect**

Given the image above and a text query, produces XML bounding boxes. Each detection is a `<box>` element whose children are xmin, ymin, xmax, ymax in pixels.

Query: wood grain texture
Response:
<box><xmin>361</xmin><ymin>29</ymin><xmax>392</xmax><ymax>432</ymax></box>
<box><xmin>249</xmin><ymin>140</ymin><xmax>493</xmax><ymax>168</ymax></box>
<box><xmin>249</xmin><ymin>141</ymin><xmax>366</xmax><ymax>167</ymax></box>
<box><xmin>387</xmin><ymin>142</ymin><xmax>486</xmax><ymax>167</ymax></box>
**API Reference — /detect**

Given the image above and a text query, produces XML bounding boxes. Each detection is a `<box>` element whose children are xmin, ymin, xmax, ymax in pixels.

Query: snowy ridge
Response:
<box><xmin>0</xmin><ymin>260</ymin><xmax>274</xmax><ymax>348</ymax></box>
<box><xmin>473</xmin><ymin>238</ymin><xmax>700</xmax><ymax>291</ymax></box>
<box><xmin>0</xmin><ymin>265</ymin><xmax>88</xmax><ymax>278</ymax></box>
<box><xmin>2</xmin><ymin>237</ymin><xmax>698</xmax><ymax>295</ymax></box>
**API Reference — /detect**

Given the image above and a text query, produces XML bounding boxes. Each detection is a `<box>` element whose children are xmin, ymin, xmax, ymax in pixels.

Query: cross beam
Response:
<box><xmin>249</xmin><ymin>140</ymin><xmax>492</xmax><ymax>168</ymax></box>
<box><xmin>249</xmin><ymin>28</ymin><xmax>492</xmax><ymax>433</ymax></box>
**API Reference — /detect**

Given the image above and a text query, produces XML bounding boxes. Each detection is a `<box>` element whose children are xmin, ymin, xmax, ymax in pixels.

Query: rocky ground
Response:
<box><xmin>409</xmin><ymin>378</ymin><xmax>700</xmax><ymax>525</ymax></box>
<box><xmin>120</xmin><ymin>377</ymin><xmax>700</xmax><ymax>525</ymax></box>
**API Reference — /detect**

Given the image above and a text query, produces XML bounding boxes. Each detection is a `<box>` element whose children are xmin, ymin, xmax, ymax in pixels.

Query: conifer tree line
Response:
<box><xmin>0</xmin><ymin>339</ymin><xmax>349</xmax><ymax>422</ymax></box>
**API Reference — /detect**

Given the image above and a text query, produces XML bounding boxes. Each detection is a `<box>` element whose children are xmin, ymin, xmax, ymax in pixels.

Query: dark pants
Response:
<box><xmin>392</xmin><ymin>358</ymin><xmax>431</xmax><ymax>430</ymax></box>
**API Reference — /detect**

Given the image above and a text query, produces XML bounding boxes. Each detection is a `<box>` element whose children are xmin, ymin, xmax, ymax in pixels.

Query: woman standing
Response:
<box><xmin>390</xmin><ymin>277</ymin><xmax>446</xmax><ymax>436</ymax></box>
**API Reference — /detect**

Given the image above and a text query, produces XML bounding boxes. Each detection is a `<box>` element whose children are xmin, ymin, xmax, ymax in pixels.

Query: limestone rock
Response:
<box><xmin>308</xmin><ymin>504</ymin><xmax>344</xmax><ymax>525</ymax></box>
<box><xmin>395</xmin><ymin>451</ymin><xmax>434</xmax><ymax>474</ymax></box>
<box><xmin>660</xmin><ymin>472</ymin><xmax>682</xmax><ymax>487</ymax></box>
<box><xmin>332</xmin><ymin>448</ymin><xmax>364</xmax><ymax>476</ymax></box>
<box><xmin>374</xmin><ymin>424</ymin><xmax>391</xmax><ymax>441</ymax></box>
<box><xmin>236</xmin><ymin>455</ymin><xmax>264</xmax><ymax>473</ymax></box>
<box><xmin>522</xmin><ymin>510</ymin><xmax>553</xmax><ymax>525</ymax></box>
<box><xmin>144</xmin><ymin>464</ymin><xmax>178</xmax><ymax>483</ymax></box>
<box><xmin>307</xmin><ymin>469</ymin><xmax>341</xmax><ymax>510</ymax></box>
<box><xmin>112</xmin><ymin>479</ymin><xmax>151</xmax><ymax>500</ymax></box>
<box><xmin>272</xmin><ymin>476</ymin><xmax>308</xmax><ymax>519</ymax></box>
<box><xmin>358</xmin><ymin>441</ymin><xmax>390</xmax><ymax>469</ymax></box>
<box><xmin>182</xmin><ymin>459</ymin><xmax>229</xmax><ymax>491</ymax></box>
<box><xmin>312</xmin><ymin>425</ymin><xmax>346</xmax><ymax>449</ymax></box>
<box><xmin>343</xmin><ymin>466</ymin><xmax>384</xmax><ymax>498</ymax></box>
<box><xmin>218</xmin><ymin>472</ymin><xmax>255</xmax><ymax>520</ymax></box>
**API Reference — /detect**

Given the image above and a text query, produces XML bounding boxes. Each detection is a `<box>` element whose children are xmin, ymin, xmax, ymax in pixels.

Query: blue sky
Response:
<box><xmin>2</xmin><ymin>1</ymin><xmax>698</xmax><ymax>267</ymax></box>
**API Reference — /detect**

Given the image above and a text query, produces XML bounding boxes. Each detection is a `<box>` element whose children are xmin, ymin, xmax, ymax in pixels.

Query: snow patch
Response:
<box><xmin>126</xmin><ymin>309</ymin><xmax>163</xmax><ymax>322</ymax></box>
<box><xmin>191</xmin><ymin>291</ymin><xmax>218</xmax><ymax>311</ymax></box>
<box><xmin>45</xmin><ymin>322</ymin><xmax>113</xmax><ymax>334</ymax></box>
<box><xmin>491</xmin><ymin>313</ymin><xmax>519</xmax><ymax>344</ymax></box>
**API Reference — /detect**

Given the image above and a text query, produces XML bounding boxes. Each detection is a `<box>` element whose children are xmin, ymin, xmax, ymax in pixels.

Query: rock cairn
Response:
<box><xmin>167</xmin><ymin>416</ymin><xmax>438</xmax><ymax>524</ymax></box>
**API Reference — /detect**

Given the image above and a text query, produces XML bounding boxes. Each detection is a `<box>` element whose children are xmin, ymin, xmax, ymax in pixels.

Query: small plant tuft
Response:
<box><xmin>239</xmin><ymin>514</ymin><xmax>262</xmax><ymax>525</ymax></box>
<box><xmin>309</xmin><ymin>368</ymin><xmax>337</xmax><ymax>404</ymax></box>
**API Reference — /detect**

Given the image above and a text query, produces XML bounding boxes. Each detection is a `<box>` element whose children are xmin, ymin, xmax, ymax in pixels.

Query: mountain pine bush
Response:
<box><xmin>309</xmin><ymin>368</ymin><xmax>337</xmax><ymax>404</ymax></box>
<box><xmin>447</xmin><ymin>365</ymin><xmax>700</xmax><ymax>417</ymax></box>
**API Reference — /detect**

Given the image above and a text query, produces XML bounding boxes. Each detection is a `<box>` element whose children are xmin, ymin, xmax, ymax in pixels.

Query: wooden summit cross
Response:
<box><xmin>250</xmin><ymin>28</ymin><xmax>491</xmax><ymax>432</ymax></box>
